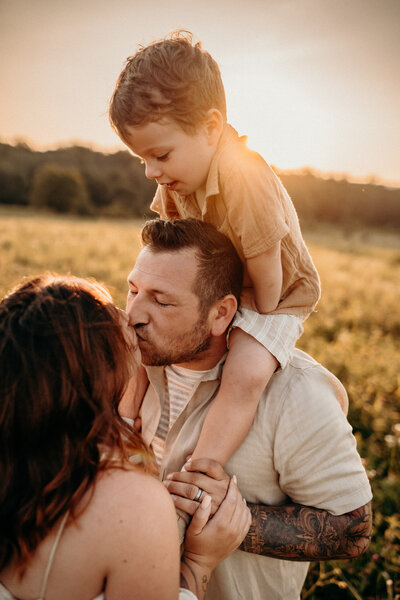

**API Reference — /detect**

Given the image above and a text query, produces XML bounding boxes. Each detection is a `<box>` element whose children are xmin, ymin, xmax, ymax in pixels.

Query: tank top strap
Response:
<box><xmin>38</xmin><ymin>511</ymin><xmax>70</xmax><ymax>599</ymax></box>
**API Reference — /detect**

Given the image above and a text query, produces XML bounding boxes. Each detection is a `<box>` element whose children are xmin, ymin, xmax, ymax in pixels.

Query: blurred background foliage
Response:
<box><xmin>1</xmin><ymin>141</ymin><xmax>400</xmax><ymax>228</ymax></box>
<box><xmin>297</xmin><ymin>229</ymin><xmax>400</xmax><ymax>600</ymax></box>
<box><xmin>0</xmin><ymin>142</ymin><xmax>156</xmax><ymax>218</ymax></box>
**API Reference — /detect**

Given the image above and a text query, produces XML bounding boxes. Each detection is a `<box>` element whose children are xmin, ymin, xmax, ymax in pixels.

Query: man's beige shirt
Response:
<box><xmin>150</xmin><ymin>125</ymin><xmax>320</xmax><ymax>319</ymax></box>
<box><xmin>140</xmin><ymin>349</ymin><xmax>372</xmax><ymax>600</ymax></box>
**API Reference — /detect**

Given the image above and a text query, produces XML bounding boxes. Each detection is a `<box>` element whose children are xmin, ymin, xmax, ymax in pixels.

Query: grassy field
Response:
<box><xmin>0</xmin><ymin>208</ymin><xmax>144</xmax><ymax>308</ymax></box>
<box><xmin>1</xmin><ymin>209</ymin><xmax>399</xmax><ymax>599</ymax></box>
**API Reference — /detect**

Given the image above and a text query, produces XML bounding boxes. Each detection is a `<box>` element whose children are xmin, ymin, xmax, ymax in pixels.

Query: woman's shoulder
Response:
<box><xmin>93</xmin><ymin>467</ymin><xmax>172</xmax><ymax>506</ymax></box>
<box><xmin>82</xmin><ymin>468</ymin><xmax>181</xmax><ymax>599</ymax></box>
<box><xmin>84</xmin><ymin>467</ymin><xmax>177</xmax><ymax>539</ymax></box>
<box><xmin>88</xmin><ymin>468</ymin><xmax>173</xmax><ymax>514</ymax></box>
<box><xmin>0</xmin><ymin>469</ymin><xmax>178</xmax><ymax>600</ymax></box>
<box><xmin>59</xmin><ymin>467</ymin><xmax>179</xmax><ymax>594</ymax></box>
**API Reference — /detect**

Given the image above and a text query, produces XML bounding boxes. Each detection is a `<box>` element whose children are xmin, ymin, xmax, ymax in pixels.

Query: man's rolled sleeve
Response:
<box><xmin>273</xmin><ymin>368</ymin><xmax>372</xmax><ymax>514</ymax></box>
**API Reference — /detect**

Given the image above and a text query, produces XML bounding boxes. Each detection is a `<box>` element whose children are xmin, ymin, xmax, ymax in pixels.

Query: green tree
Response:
<box><xmin>0</xmin><ymin>169</ymin><xmax>27</xmax><ymax>205</ymax></box>
<box><xmin>30</xmin><ymin>163</ymin><xmax>93</xmax><ymax>214</ymax></box>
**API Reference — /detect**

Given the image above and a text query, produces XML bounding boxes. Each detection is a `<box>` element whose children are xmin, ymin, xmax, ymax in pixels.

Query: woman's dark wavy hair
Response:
<box><xmin>0</xmin><ymin>274</ymin><xmax>151</xmax><ymax>572</ymax></box>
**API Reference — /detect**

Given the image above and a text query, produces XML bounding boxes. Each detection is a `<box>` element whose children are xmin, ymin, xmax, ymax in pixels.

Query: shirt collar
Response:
<box><xmin>145</xmin><ymin>353</ymin><xmax>227</xmax><ymax>395</ymax></box>
<box><xmin>204</xmin><ymin>123</ymin><xmax>248</xmax><ymax>200</ymax></box>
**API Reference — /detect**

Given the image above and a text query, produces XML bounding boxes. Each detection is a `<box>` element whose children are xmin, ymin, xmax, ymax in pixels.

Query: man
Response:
<box><xmin>125</xmin><ymin>218</ymin><xmax>372</xmax><ymax>600</ymax></box>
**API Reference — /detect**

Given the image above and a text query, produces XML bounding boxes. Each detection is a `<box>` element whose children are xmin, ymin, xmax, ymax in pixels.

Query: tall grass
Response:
<box><xmin>0</xmin><ymin>210</ymin><xmax>143</xmax><ymax>307</ymax></box>
<box><xmin>1</xmin><ymin>210</ymin><xmax>399</xmax><ymax>599</ymax></box>
<box><xmin>298</xmin><ymin>225</ymin><xmax>400</xmax><ymax>599</ymax></box>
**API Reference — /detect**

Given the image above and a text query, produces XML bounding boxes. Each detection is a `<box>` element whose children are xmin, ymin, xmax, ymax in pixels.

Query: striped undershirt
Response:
<box><xmin>152</xmin><ymin>364</ymin><xmax>208</xmax><ymax>469</ymax></box>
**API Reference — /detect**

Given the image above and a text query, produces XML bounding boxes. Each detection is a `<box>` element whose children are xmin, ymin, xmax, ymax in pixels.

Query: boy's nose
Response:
<box><xmin>145</xmin><ymin>161</ymin><xmax>162</xmax><ymax>180</ymax></box>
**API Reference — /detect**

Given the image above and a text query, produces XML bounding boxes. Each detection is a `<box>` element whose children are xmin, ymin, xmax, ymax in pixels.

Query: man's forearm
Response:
<box><xmin>240</xmin><ymin>501</ymin><xmax>372</xmax><ymax>561</ymax></box>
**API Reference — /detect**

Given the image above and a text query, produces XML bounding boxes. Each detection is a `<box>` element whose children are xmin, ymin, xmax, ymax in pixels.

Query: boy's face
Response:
<box><xmin>125</xmin><ymin>119</ymin><xmax>217</xmax><ymax>196</ymax></box>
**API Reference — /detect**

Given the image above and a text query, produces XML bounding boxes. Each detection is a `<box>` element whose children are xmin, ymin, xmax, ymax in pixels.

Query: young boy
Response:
<box><xmin>109</xmin><ymin>32</ymin><xmax>320</xmax><ymax>468</ymax></box>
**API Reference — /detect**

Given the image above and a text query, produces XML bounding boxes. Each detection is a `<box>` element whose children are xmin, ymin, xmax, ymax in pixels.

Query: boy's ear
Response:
<box><xmin>204</xmin><ymin>109</ymin><xmax>224</xmax><ymax>145</ymax></box>
<box><xmin>209</xmin><ymin>294</ymin><xmax>237</xmax><ymax>337</ymax></box>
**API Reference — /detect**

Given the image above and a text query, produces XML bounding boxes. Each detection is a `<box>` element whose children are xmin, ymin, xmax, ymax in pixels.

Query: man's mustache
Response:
<box><xmin>133</xmin><ymin>325</ymin><xmax>147</xmax><ymax>340</ymax></box>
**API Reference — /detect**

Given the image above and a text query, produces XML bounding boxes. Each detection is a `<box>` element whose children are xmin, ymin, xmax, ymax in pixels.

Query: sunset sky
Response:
<box><xmin>1</xmin><ymin>0</ymin><xmax>399</xmax><ymax>185</ymax></box>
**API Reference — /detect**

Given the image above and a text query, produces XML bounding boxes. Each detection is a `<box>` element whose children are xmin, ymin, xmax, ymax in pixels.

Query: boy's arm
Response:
<box><xmin>245</xmin><ymin>241</ymin><xmax>282</xmax><ymax>314</ymax></box>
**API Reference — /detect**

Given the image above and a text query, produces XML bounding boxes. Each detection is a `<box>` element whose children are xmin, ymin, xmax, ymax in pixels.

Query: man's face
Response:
<box><xmin>126</xmin><ymin>246</ymin><xmax>212</xmax><ymax>367</ymax></box>
<box><xmin>125</xmin><ymin>118</ymin><xmax>215</xmax><ymax>197</ymax></box>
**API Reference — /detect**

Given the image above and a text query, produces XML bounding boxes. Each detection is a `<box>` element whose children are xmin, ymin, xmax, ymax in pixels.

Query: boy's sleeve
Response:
<box><xmin>232</xmin><ymin>309</ymin><xmax>303</xmax><ymax>369</ymax></box>
<box><xmin>220</xmin><ymin>154</ymin><xmax>290</xmax><ymax>259</ymax></box>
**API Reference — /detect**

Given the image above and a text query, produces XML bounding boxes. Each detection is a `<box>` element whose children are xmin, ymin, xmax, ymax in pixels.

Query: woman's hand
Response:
<box><xmin>118</xmin><ymin>364</ymin><xmax>148</xmax><ymax>428</ymax></box>
<box><xmin>179</xmin><ymin>475</ymin><xmax>251</xmax><ymax>600</ymax></box>
<box><xmin>184</xmin><ymin>475</ymin><xmax>251</xmax><ymax>569</ymax></box>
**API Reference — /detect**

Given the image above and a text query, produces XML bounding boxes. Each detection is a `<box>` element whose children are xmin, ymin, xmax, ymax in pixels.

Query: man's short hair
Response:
<box><xmin>109</xmin><ymin>31</ymin><xmax>227</xmax><ymax>142</ymax></box>
<box><xmin>141</xmin><ymin>219</ymin><xmax>243</xmax><ymax>314</ymax></box>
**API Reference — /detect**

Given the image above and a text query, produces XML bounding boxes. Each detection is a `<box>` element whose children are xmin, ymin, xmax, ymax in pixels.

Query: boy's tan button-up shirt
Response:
<box><xmin>140</xmin><ymin>349</ymin><xmax>372</xmax><ymax>600</ymax></box>
<box><xmin>150</xmin><ymin>124</ymin><xmax>320</xmax><ymax>320</ymax></box>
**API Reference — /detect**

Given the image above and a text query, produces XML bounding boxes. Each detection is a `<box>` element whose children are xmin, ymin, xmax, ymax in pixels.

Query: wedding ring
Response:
<box><xmin>194</xmin><ymin>487</ymin><xmax>205</xmax><ymax>502</ymax></box>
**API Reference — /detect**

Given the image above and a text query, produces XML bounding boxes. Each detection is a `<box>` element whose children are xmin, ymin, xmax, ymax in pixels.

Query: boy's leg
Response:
<box><xmin>190</xmin><ymin>328</ymin><xmax>278</xmax><ymax>466</ymax></box>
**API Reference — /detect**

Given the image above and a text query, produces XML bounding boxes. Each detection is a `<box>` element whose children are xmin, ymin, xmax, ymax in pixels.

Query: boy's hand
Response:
<box><xmin>164</xmin><ymin>458</ymin><xmax>231</xmax><ymax>516</ymax></box>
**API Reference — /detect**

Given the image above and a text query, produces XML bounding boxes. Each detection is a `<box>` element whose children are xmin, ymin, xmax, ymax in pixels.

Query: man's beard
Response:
<box><xmin>137</xmin><ymin>317</ymin><xmax>212</xmax><ymax>367</ymax></box>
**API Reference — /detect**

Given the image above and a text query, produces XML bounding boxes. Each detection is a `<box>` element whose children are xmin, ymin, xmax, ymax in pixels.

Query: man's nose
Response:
<box><xmin>126</xmin><ymin>291</ymin><xmax>148</xmax><ymax>325</ymax></box>
<box><xmin>145</xmin><ymin>160</ymin><xmax>162</xmax><ymax>180</ymax></box>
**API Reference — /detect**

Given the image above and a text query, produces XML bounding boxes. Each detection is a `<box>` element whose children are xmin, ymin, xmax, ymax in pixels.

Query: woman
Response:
<box><xmin>0</xmin><ymin>274</ymin><xmax>250</xmax><ymax>600</ymax></box>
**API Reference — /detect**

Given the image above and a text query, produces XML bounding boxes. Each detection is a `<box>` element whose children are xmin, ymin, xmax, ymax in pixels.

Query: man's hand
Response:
<box><xmin>164</xmin><ymin>460</ymin><xmax>372</xmax><ymax>562</ymax></box>
<box><xmin>163</xmin><ymin>458</ymin><xmax>230</xmax><ymax>516</ymax></box>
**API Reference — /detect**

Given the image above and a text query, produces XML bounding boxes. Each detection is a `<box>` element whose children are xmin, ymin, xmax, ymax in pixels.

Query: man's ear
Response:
<box><xmin>204</xmin><ymin>109</ymin><xmax>224</xmax><ymax>145</ymax></box>
<box><xmin>209</xmin><ymin>294</ymin><xmax>237</xmax><ymax>336</ymax></box>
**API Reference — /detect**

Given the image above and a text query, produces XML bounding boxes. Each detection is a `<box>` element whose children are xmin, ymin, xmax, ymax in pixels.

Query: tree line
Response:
<box><xmin>1</xmin><ymin>141</ymin><xmax>399</xmax><ymax>228</ymax></box>
<box><xmin>0</xmin><ymin>142</ymin><xmax>156</xmax><ymax>218</ymax></box>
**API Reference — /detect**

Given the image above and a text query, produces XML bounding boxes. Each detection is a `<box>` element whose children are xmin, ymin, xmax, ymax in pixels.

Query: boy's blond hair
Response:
<box><xmin>109</xmin><ymin>31</ymin><xmax>227</xmax><ymax>142</ymax></box>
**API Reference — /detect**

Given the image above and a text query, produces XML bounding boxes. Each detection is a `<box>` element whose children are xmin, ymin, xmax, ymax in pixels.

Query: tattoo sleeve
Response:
<box><xmin>240</xmin><ymin>501</ymin><xmax>372</xmax><ymax>561</ymax></box>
